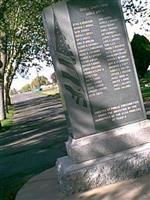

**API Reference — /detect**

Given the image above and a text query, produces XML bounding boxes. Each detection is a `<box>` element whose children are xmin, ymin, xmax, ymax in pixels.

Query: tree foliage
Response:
<box><xmin>0</xmin><ymin>0</ymin><xmax>58</xmax><ymax>113</ymax></box>
<box><xmin>20</xmin><ymin>83</ymin><xmax>31</xmax><ymax>93</ymax></box>
<box><xmin>122</xmin><ymin>0</ymin><xmax>150</xmax><ymax>32</ymax></box>
<box><xmin>1</xmin><ymin>0</ymin><xmax>54</xmax><ymax>78</ymax></box>
<box><xmin>31</xmin><ymin>75</ymin><xmax>50</xmax><ymax>89</ymax></box>
<box><xmin>10</xmin><ymin>88</ymin><xmax>18</xmax><ymax>95</ymax></box>
<box><xmin>51</xmin><ymin>72</ymin><xmax>57</xmax><ymax>84</ymax></box>
<box><xmin>131</xmin><ymin>34</ymin><xmax>150</xmax><ymax>78</ymax></box>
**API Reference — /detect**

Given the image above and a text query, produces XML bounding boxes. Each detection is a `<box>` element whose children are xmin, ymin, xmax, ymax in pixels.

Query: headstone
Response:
<box><xmin>43</xmin><ymin>0</ymin><xmax>150</xmax><ymax>194</ymax></box>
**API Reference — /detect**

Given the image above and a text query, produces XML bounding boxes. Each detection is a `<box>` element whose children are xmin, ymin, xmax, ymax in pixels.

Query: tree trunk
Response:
<box><xmin>0</xmin><ymin>79</ymin><xmax>6</xmax><ymax>120</ymax></box>
<box><xmin>0</xmin><ymin>61</ymin><xmax>6</xmax><ymax>120</ymax></box>
<box><xmin>0</xmin><ymin>30</ymin><xmax>7</xmax><ymax>120</ymax></box>
<box><xmin>0</xmin><ymin>59</ymin><xmax>6</xmax><ymax>120</ymax></box>
<box><xmin>5</xmin><ymin>71</ymin><xmax>14</xmax><ymax>111</ymax></box>
<box><xmin>0</xmin><ymin>84</ymin><xmax>3</xmax><ymax>126</ymax></box>
<box><xmin>6</xmin><ymin>86</ymin><xmax>11</xmax><ymax>107</ymax></box>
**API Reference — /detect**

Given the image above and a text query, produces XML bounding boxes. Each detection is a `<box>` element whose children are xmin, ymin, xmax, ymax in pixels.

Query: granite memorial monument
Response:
<box><xmin>43</xmin><ymin>0</ymin><xmax>150</xmax><ymax>194</ymax></box>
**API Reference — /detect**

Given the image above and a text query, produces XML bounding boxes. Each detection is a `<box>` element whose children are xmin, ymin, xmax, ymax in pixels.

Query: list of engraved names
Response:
<box><xmin>67</xmin><ymin>0</ymin><xmax>145</xmax><ymax>129</ymax></box>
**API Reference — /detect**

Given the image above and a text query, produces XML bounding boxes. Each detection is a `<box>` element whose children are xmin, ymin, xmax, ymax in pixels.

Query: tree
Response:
<box><xmin>122</xmin><ymin>0</ymin><xmax>150</xmax><ymax>32</ymax></box>
<box><xmin>0</xmin><ymin>59</ymin><xmax>6</xmax><ymax>121</ymax></box>
<box><xmin>51</xmin><ymin>72</ymin><xmax>57</xmax><ymax>84</ymax></box>
<box><xmin>10</xmin><ymin>88</ymin><xmax>18</xmax><ymax>95</ymax></box>
<box><xmin>0</xmin><ymin>60</ymin><xmax>5</xmax><ymax>127</ymax></box>
<box><xmin>0</xmin><ymin>0</ymin><xmax>54</xmax><ymax>113</ymax></box>
<box><xmin>20</xmin><ymin>84</ymin><xmax>31</xmax><ymax>93</ymax></box>
<box><xmin>31</xmin><ymin>75</ymin><xmax>50</xmax><ymax>89</ymax></box>
<box><xmin>131</xmin><ymin>34</ymin><xmax>150</xmax><ymax>78</ymax></box>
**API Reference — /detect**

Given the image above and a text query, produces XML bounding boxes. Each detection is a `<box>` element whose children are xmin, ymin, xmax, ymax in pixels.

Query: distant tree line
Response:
<box><xmin>19</xmin><ymin>75</ymin><xmax>50</xmax><ymax>93</ymax></box>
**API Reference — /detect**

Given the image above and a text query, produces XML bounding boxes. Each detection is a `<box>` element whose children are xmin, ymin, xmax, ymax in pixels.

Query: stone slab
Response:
<box><xmin>66</xmin><ymin>120</ymin><xmax>150</xmax><ymax>162</ymax></box>
<box><xmin>57</xmin><ymin>142</ymin><xmax>150</xmax><ymax>195</ymax></box>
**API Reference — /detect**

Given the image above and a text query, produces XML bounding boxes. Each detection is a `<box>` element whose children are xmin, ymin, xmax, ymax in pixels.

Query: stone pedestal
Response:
<box><xmin>57</xmin><ymin>121</ymin><xmax>150</xmax><ymax>194</ymax></box>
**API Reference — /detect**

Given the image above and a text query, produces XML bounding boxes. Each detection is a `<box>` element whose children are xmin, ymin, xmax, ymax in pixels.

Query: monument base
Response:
<box><xmin>66</xmin><ymin>120</ymin><xmax>150</xmax><ymax>163</ymax></box>
<box><xmin>57</xmin><ymin>121</ymin><xmax>150</xmax><ymax>194</ymax></box>
<box><xmin>57</xmin><ymin>142</ymin><xmax>150</xmax><ymax>195</ymax></box>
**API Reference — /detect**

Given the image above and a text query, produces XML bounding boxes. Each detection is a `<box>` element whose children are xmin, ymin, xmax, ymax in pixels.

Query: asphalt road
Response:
<box><xmin>0</xmin><ymin>92</ymin><xmax>68</xmax><ymax>200</ymax></box>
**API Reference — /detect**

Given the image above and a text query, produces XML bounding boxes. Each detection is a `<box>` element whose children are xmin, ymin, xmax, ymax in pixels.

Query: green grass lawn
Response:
<box><xmin>141</xmin><ymin>88</ymin><xmax>150</xmax><ymax>101</ymax></box>
<box><xmin>140</xmin><ymin>78</ymin><xmax>150</xmax><ymax>101</ymax></box>
<box><xmin>0</xmin><ymin>106</ymin><xmax>14</xmax><ymax>132</ymax></box>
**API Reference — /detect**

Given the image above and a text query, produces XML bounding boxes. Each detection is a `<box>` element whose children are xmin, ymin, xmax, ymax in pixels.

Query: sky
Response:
<box><xmin>126</xmin><ymin>23</ymin><xmax>149</xmax><ymax>41</ymax></box>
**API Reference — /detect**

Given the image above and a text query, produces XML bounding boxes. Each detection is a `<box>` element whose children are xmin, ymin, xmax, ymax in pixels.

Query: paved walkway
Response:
<box><xmin>16</xmin><ymin>167</ymin><xmax>150</xmax><ymax>200</ymax></box>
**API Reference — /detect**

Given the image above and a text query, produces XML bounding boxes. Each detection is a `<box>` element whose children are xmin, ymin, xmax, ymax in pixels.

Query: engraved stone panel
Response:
<box><xmin>43</xmin><ymin>0</ymin><xmax>146</xmax><ymax>139</ymax></box>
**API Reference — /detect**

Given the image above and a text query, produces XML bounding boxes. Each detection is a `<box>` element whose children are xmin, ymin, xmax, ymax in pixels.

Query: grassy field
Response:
<box><xmin>40</xmin><ymin>84</ymin><xmax>59</xmax><ymax>96</ymax></box>
<box><xmin>32</xmin><ymin>84</ymin><xmax>60</xmax><ymax>97</ymax></box>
